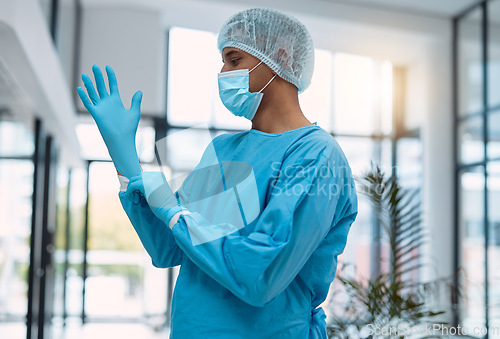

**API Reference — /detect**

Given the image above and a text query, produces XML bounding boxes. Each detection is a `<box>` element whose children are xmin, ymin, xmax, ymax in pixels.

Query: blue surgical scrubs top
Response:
<box><xmin>119</xmin><ymin>123</ymin><xmax>358</xmax><ymax>338</ymax></box>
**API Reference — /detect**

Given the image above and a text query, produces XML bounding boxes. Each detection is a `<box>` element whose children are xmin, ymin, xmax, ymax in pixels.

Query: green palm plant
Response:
<box><xmin>327</xmin><ymin>164</ymin><xmax>461</xmax><ymax>339</ymax></box>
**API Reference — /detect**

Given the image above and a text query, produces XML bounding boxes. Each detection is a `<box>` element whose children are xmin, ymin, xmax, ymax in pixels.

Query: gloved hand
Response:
<box><xmin>123</xmin><ymin>172</ymin><xmax>187</xmax><ymax>228</ymax></box>
<box><xmin>77</xmin><ymin>64</ymin><xmax>143</xmax><ymax>178</ymax></box>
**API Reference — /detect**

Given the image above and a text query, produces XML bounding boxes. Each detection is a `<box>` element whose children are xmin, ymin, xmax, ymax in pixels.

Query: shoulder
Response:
<box><xmin>210</xmin><ymin>130</ymin><xmax>249</xmax><ymax>148</ymax></box>
<box><xmin>285</xmin><ymin>127</ymin><xmax>350</xmax><ymax>170</ymax></box>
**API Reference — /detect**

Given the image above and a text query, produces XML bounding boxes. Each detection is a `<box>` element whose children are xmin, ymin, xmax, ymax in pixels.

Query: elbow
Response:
<box><xmin>151</xmin><ymin>249</ymin><xmax>183</xmax><ymax>269</ymax></box>
<box><xmin>151</xmin><ymin>258</ymin><xmax>180</xmax><ymax>269</ymax></box>
<box><xmin>239</xmin><ymin>285</ymin><xmax>278</xmax><ymax>308</ymax></box>
<box><xmin>148</xmin><ymin>248</ymin><xmax>165</xmax><ymax>268</ymax></box>
<box><xmin>246</xmin><ymin>296</ymin><xmax>275</xmax><ymax>308</ymax></box>
<box><xmin>151</xmin><ymin>258</ymin><xmax>167</xmax><ymax>269</ymax></box>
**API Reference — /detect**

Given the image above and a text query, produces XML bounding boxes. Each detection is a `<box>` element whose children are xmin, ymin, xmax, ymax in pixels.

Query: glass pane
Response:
<box><xmin>323</xmin><ymin>137</ymin><xmax>374</xmax><ymax>323</ymax></box>
<box><xmin>334</xmin><ymin>136</ymin><xmax>374</xmax><ymax>178</ymax></box>
<box><xmin>332</xmin><ymin>53</ymin><xmax>376</xmax><ymax>135</ymax></box>
<box><xmin>395</xmin><ymin>138</ymin><xmax>422</xmax><ymax>287</ymax></box>
<box><xmin>53</xmin><ymin>168</ymin><xmax>70</xmax><ymax>322</ymax></box>
<box><xmin>459</xmin><ymin>166</ymin><xmax>486</xmax><ymax>332</ymax></box>
<box><xmin>86</xmin><ymin>162</ymin><xmax>167</xmax><ymax>319</ymax></box>
<box><xmin>0</xmin><ymin>117</ymin><xmax>34</xmax><ymax>338</ymax></box>
<box><xmin>487</xmin><ymin>161</ymin><xmax>500</xmax><ymax>329</ymax></box>
<box><xmin>380</xmin><ymin>138</ymin><xmax>393</xmax><ymax>175</ymax></box>
<box><xmin>488</xmin><ymin>0</ymin><xmax>500</xmax><ymax>109</ymax></box>
<box><xmin>337</xmin><ymin>135</ymin><xmax>394</xmax><ymax>281</ymax></box>
<box><xmin>76</xmin><ymin>122</ymin><xmax>110</xmax><ymax>161</ymax></box>
<box><xmin>458</xmin><ymin>115</ymin><xmax>484</xmax><ymax>164</ymax></box>
<box><xmin>380</xmin><ymin>60</ymin><xmax>393</xmax><ymax>135</ymax></box>
<box><xmin>458</xmin><ymin>7</ymin><xmax>484</xmax><ymax>116</ymax></box>
<box><xmin>77</xmin><ymin>120</ymin><xmax>155</xmax><ymax>163</ymax></box>
<box><xmin>397</xmin><ymin>137</ymin><xmax>422</xmax><ymax>188</ymax></box>
<box><xmin>167</xmin><ymin>27</ymin><xmax>249</xmax><ymax>130</ymax></box>
<box><xmin>0</xmin><ymin>121</ymin><xmax>34</xmax><ymax>156</ymax></box>
<box><xmin>164</xmin><ymin>127</ymin><xmax>214</xmax><ymax>172</ymax></box>
<box><xmin>299</xmin><ymin>49</ymin><xmax>333</xmax><ymax>131</ymax></box>
<box><xmin>0</xmin><ymin>160</ymin><xmax>34</xmax><ymax>318</ymax></box>
<box><xmin>65</xmin><ymin>167</ymin><xmax>87</xmax><ymax>317</ymax></box>
<box><xmin>167</xmin><ymin>27</ymin><xmax>218</xmax><ymax>127</ymax></box>
<box><xmin>136</xmin><ymin>124</ymin><xmax>156</xmax><ymax>164</ymax></box>
<box><xmin>488</xmin><ymin>110</ymin><xmax>500</xmax><ymax>160</ymax></box>
<box><xmin>167</xmin><ymin>26</ymin><xmax>339</xmax><ymax>132</ymax></box>
<box><xmin>332</xmin><ymin>137</ymin><xmax>375</xmax><ymax>275</ymax></box>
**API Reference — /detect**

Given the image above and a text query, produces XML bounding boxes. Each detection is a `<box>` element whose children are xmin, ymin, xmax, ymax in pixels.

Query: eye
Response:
<box><xmin>230</xmin><ymin>58</ymin><xmax>239</xmax><ymax>65</ymax></box>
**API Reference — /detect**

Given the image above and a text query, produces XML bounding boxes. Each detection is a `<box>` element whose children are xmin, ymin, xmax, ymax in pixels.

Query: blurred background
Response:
<box><xmin>0</xmin><ymin>0</ymin><xmax>499</xmax><ymax>338</ymax></box>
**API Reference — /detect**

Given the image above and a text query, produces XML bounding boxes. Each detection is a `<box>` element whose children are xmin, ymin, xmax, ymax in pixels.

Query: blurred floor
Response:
<box><xmin>53</xmin><ymin>321</ymin><xmax>171</xmax><ymax>339</ymax></box>
<box><xmin>0</xmin><ymin>319</ymin><xmax>171</xmax><ymax>339</ymax></box>
<box><xmin>0</xmin><ymin>323</ymin><xmax>25</xmax><ymax>339</ymax></box>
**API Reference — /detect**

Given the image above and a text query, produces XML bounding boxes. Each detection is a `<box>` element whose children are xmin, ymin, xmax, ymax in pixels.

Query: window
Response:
<box><xmin>454</xmin><ymin>0</ymin><xmax>500</xmax><ymax>331</ymax></box>
<box><xmin>166</xmin><ymin>26</ymin><xmax>422</xmax><ymax>324</ymax></box>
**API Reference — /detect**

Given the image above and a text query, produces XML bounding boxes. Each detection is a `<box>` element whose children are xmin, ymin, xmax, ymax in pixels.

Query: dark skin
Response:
<box><xmin>221</xmin><ymin>47</ymin><xmax>313</xmax><ymax>134</ymax></box>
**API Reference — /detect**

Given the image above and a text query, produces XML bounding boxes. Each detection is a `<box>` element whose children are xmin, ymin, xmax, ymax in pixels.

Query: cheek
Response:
<box><xmin>249</xmin><ymin>71</ymin><xmax>270</xmax><ymax>92</ymax></box>
<box><xmin>248</xmin><ymin>72</ymin><xmax>261</xmax><ymax>91</ymax></box>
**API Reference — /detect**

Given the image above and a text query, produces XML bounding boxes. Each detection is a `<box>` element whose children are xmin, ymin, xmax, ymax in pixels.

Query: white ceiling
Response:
<box><xmin>322</xmin><ymin>0</ymin><xmax>483</xmax><ymax>18</ymax></box>
<box><xmin>82</xmin><ymin>0</ymin><xmax>499</xmax><ymax>24</ymax></box>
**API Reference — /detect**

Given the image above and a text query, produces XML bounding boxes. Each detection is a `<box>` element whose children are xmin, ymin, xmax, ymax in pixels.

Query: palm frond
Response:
<box><xmin>327</xmin><ymin>164</ymin><xmax>459</xmax><ymax>339</ymax></box>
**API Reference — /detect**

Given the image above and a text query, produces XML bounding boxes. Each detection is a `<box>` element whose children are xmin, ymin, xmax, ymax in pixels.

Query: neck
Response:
<box><xmin>251</xmin><ymin>83</ymin><xmax>312</xmax><ymax>134</ymax></box>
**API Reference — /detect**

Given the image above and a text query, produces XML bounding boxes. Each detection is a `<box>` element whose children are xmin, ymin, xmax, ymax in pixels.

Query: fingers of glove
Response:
<box><xmin>77</xmin><ymin>87</ymin><xmax>95</xmax><ymax>114</ymax></box>
<box><xmin>92</xmin><ymin>64</ymin><xmax>109</xmax><ymax>98</ymax></box>
<box><xmin>130</xmin><ymin>90</ymin><xmax>143</xmax><ymax>112</ymax></box>
<box><xmin>81</xmin><ymin>74</ymin><xmax>100</xmax><ymax>105</ymax></box>
<box><xmin>105</xmin><ymin>65</ymin><xmax>120</xmax><ymax>97</ymax></box>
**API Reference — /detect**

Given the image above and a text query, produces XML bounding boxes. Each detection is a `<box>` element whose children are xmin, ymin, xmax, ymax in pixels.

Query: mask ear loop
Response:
<box><xmin>258</xmin><ymin>74</ymin><xmax>277</xmax><ymax>93</ymax></box>
<box><xmin>249</xmin><ymin>60</ymin><xmax>263</xmax><ymax>73</ymax></box>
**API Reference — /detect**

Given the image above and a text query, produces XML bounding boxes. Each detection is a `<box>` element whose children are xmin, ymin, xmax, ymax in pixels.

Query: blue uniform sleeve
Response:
<box><xmin>119</xmin><ymin>174</ymin><xmax>185</xmax><ymax>268</ymax></box>
<box><xmin>170</xmin><ymin>151</ymin><xmax>357</xmax><ymax>307</ymax></box>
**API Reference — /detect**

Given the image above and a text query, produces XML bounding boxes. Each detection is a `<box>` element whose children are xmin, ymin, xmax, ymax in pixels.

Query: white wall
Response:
<box><xmin>58</xmin><ymin>0</ymin><xmax>79</xmax><ymax>91</ymax></box>
<box><xmin>420</xmin><ymin>38</ymin><xmax>454</xmax><ymax>320</ymax></box>
<box><xmin>0</xmin><ymin>0</ymin><xmax>81</xmax><ymax>168</ymax></box>
<box><xmin>77</xmin><ymin>7</ymin><xmax>167</xmax><ymax>116</ymax></box>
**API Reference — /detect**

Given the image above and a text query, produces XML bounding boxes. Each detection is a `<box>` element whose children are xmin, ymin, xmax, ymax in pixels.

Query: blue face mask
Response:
<box><xmin>218</xmin><ymin>61</ymin><xmax>277</xmax><ymax>120</ymax></box>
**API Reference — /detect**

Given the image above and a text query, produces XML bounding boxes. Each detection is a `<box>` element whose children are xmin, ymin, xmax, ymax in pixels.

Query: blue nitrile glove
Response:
<box><xmin>77</xmin><ymin>64</ymin><xmax>142</xmax><ymax>179</ymax></box>
<box><xmin>123</xmin><ymin>172</ymin><xmax>187</xmax><ymax>227</ymax></box>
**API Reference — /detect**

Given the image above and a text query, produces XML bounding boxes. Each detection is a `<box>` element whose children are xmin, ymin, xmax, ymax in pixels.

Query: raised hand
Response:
<box><xmin>77</xmin><ymin>64</ymin><xmax>143</xmax><ymax>178</ymax></box>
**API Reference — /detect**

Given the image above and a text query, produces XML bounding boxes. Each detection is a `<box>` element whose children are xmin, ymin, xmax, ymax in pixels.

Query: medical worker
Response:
<box><xmin>77</xmin><ymin>7</ymin><xmax>358</xmax><ymax>339</ymax></box>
